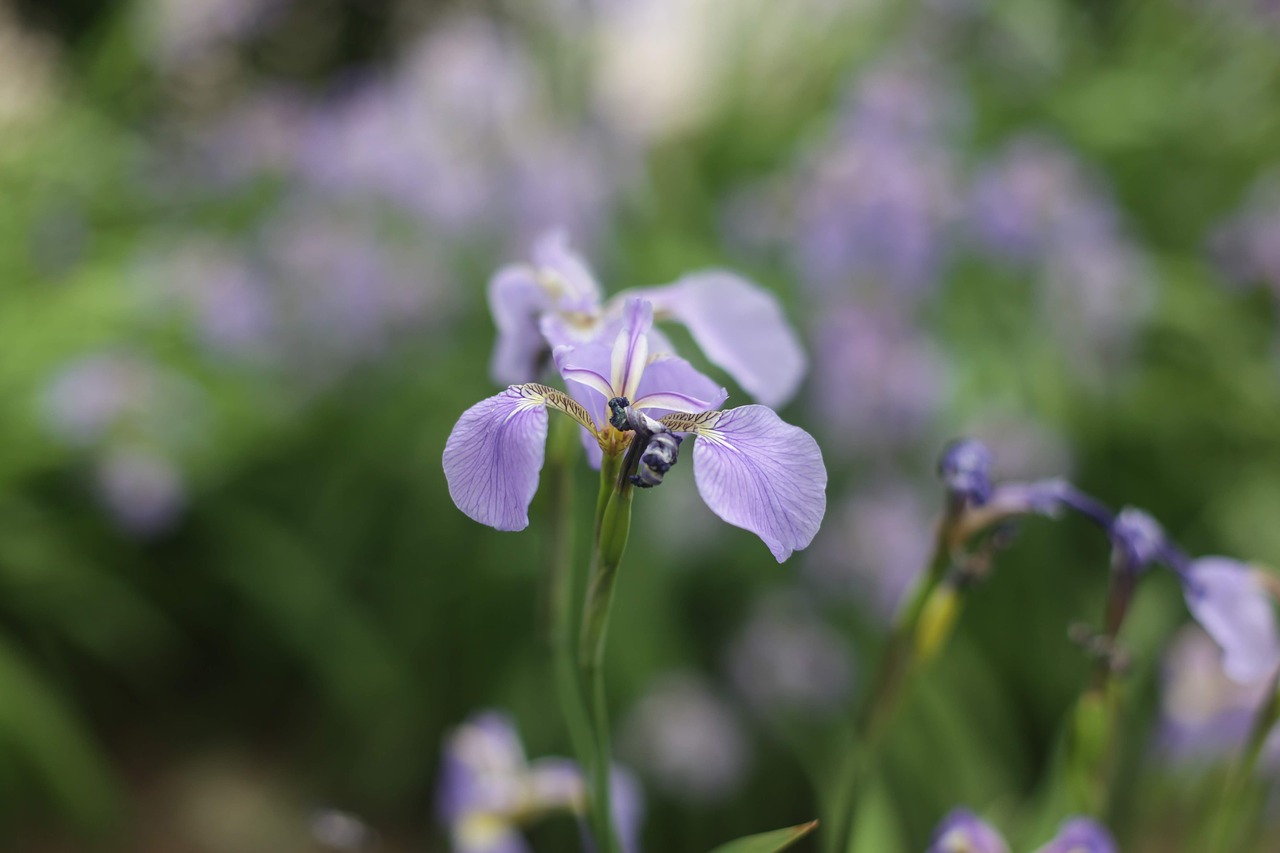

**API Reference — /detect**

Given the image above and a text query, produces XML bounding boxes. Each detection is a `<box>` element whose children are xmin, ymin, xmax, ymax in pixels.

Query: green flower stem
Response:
<box><xmin>546</xmin><ymin>417</ymin><xmax>598</xmax><ymax>848</ymax></box>
<box><xmin>1066</xmin><ymin>559</ymin><xmax>1136</xmax><ymax>816</ymax></box>
<box><xmin>1209</xmin><ymin>669</ymin><xmax>1280</xmax><ymax>853</ymax></box>
<box><xmin>577</xmin><ymin>453</ymin><xmax>635</xmax><ymax>853</ymax></box>
<box><xmin>830</xmin><ymin>507</ymin><xmax>960</xmax><ymax>853</ymax></box>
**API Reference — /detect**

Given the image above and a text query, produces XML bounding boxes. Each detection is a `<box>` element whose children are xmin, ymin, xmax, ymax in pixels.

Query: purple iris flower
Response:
<box><xmin>938</xmin><ymin>439</ymin><xmax>994</xmax><ymax>506</ymax></box>
<box><xmin>1069</xmin><ymin>502</ymin><xmax>1280</xmax><ymax>685</ymax></box>
<box><xmin>444</xmin><ymin>297</ymin><xmax>826</xmax><ymax>562</ymax></box>
<box><xmin>1183</xmin><ymin>557</ymin><xmax>1280</xmax><ymax>684</ymax></box>
<box><xmin>1032</xmin><ymin>817</ymin><xmax>1116</xmax><ymax>853</ymax></box>
<box><xmin>927</xmin><ymin>809</ymin><xmax>1008</xmax><ymax>853</ymax></box>
<box><xmin>487</xmin><ymin>231</ymin><xmax>807</xmax><ymax>409</ymax></box>
<box><xmin>437</xmin><ymin>711</ymin><xmax>644</xmax><ymax>853</ymax></box>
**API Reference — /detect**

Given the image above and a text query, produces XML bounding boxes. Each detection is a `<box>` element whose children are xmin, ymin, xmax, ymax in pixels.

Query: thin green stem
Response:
<box><xmin>1209</xmin><ymin>670</ymin><xmax>1280</xmax><ymax>853</ymax></box>
<box><xmin>576</xmin><ymin>457</ymin><xmax>634</xmax><ymax>853</ymax></box>
<box><xmin>546</xmin><ymin>417</ymin><xmax>597</xmax><ymax>848</ymax></box>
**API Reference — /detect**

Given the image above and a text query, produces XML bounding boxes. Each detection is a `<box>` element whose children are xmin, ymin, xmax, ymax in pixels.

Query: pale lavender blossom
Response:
<box><xmin>807</xmin><ymin>481</ymin><xmax>933</xmax><ymax>618</ymax></box>
<box><xmin>726</xmin><ymin>593</ymin><xmax>854</xmax><ymax>715</ymax></box>
<box><xmin>489</xmin><ymin>231</ymin><xmax>806</xmax><ymax>409</ymax></box>
<box><xmin>618</xmin><ymin>673</ymin><xmax>749</xmax><ymax>803</ymax></box>
<box><xmin>1183</xmin><ymin>557</ymin><xmax>1280</xmax><ymax>684</ymax></box>
<box><xmin>1073</xmin><ymin>503</ymin><xmax>1280</xmax><ymax>685</ymax></box>
<box><xmin>134</xmin><ymin>0</ymin><xmax>281</xmax><ymax>70</ymax></box>
<box><xmin>41</xmin><ymin>352</ymin><xmax>206</xmax><ymax>451</ymax></box>
<box><xmin>1157</xmin><ymin>625</ymin><xmax>1280</xmax><ymax>767</ymax></box>
<box><xmin>444</xmin><ymin>297</ymin><xmax>825</xmax><ymax>562</ymax></box>
<box><xmin>791</xmin><ymin>59</ymin><xmax>960</xmax><ymax>298</ymax></box>
<box><xmin>437</xmin><ymin>711</ymin><xmax>643</xmax><ymax>853</ymax></box>
<box><xmin>967</xmin><ymin>134</ymin><xmax>1152</xmax><ymax>377</ymax></box>
<box><xmin>927</xmin><ymin>809</ymin><xmax>1008</xmax><ymax>853</ymax></box>
<box><xmin>807</xmin><ymin>305</ymin><xmax>947</xmax><ymax>455</ymax></box>
<box><xmin>1209</xmin><ymin>170</ymin><xmax>1280</xmax><ymax>296</ymax></box>
<box><xmin>94</xmin><ymin>446</ymin><xmax>186</xmax><ymax>537</ymax></box>
<box><xmin>1032</xmin><ymin>818</ymin><xmax>1116</xmax><ymax>853</ymax></box>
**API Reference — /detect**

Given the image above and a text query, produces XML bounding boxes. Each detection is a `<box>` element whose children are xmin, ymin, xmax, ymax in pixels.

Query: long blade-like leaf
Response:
<box><xmin>707</xmin><ymin>820</ymin><xmax>819</xmax><ymax>853</ymax></box>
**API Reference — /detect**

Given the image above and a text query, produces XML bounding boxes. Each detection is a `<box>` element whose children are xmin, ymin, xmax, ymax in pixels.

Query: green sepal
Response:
<box><xmin>707</xmin><ymin>820</ymin><xmax>819</xmax><ymax>853</ymax></box>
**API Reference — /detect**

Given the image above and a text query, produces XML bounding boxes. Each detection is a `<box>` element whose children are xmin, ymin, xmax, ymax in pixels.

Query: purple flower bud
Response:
<box><xmin>928</xmin><ymin>809</ymin><xmax>1008</xmax><ymax>853</ymax></box>
<box><xmin>1032</xmin><ymin>817</ymin><xmax>1116</xmax><ymax>853</ymax></box>
<box><xmin>938</xmin><ymin>439</ymin><xmax>993</xmax><ymax>505</ymax></box>
<box><xmin>1108</xmin><ymin>507</ymin><xmax>1167</xmax><ymax>572</ymax></box>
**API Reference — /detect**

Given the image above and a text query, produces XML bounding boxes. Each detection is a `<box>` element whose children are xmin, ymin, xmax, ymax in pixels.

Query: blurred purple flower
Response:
<box><xmin>446</xmin><ymin>297</ymin><xmax>826</xmax><ymax>562</ymax></box>
<box><xmin>1108</xmin><ymin>507</ymin><xmax>1168</xmax><ymax>572</ymax></box>
<box><xmin>927</xmin><ymin>809</ymin><xmax>1008</xmax><ymax>853</ymax></box>
<box><xmin>1158</xmin><ymin>625</ymin><xmax>1280</xmax><ymax>767</ymax></box>
<box><xmin>41</xmin><ymin>352</ymin><xmax>205</xmax><ymax>449</ymax></box>
<box><xmin>1032</xmin><ymin>817</ymin><xmax>1116</xmax><ymax>853</ymax></box>
<box><xmin>618</xmin><ymin>673</ymin><xmax>750</xmax><ymax>803</ymax></box>
<box><xmin>807</xmin><ymin>305</ymin><xmax>947</xmax><ymax>455</ymax></box>
<box><xmin>94</xmin><ymin>446</ymin><xmax>187</xmax><ymax>537</ymax></box>
<box><xmin>1209</xmin><ymin>171</ymin><xmax>1280</xmax><ymax>296</ymax></box>
<box><xmin>1183</xmin><ymin>557</ymin><xmax>1280</xmax><ymax>684</ymax></box>
<box><xmin>792</xmin><ymin>60</ymin><xmax>960</xmax><ymax>298</ymax></box>
<box><xmin>135</xmin><ymin>0</ymin><xmax>281</xmax><ymax>70</ymax></box>
<box><xmin>968</xmin><ymin>134</ymin><xmax>1152</xmax><ymax>376</ymax></box>
<box><xmin>726</xmin><ymin>592</ymin><xmax>854</xmax><ymax>715</ymax></box>
<box><xmin>437</xmin><ymin>711</ymin><xmax>643</xmax><ymax>853</ymax></box>
<box><xmin>807</xmin><ymin>481</ymin><xmax>933</xmax><ymax>618</ymax></box>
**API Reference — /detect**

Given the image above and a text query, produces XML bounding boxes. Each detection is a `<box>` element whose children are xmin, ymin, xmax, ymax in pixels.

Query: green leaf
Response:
<box><xmin>707</xmin><ymin>820</ymin><xmax>818</xmax><ymax>853</ymax></box>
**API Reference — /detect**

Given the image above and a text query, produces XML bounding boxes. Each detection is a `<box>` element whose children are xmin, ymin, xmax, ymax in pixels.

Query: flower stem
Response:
<box><xmin>577</xmin><ymin>454</ymin><xmax>634</xmax><ymax>853</ymax></box>
<box><xmin>831</xmin><ymin>506</ymin><xmax>960</xmax><ymax>853</ymax></box>
<box><xmin>546</xmin><ymin>417</ymin><xmax>599</xmax><ymax>850</ymax></box>
<box><xmin>1209</xmin><ymin>669</ymin><xmax>1280</xmax><ymax>853</ymax></box>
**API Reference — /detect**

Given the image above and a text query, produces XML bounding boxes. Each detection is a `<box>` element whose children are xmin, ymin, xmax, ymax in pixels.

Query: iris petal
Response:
<box><xmin>443</xmin><ymin>388</ymin><xmax>549</xmax><ymax>531</ymax></box>
<box><xmin>689</xmin><ymin>406</ymin><xmax>826</xmax><ymax>562</ymax></box>
<box><xmin>1184</xmin><ymin>557</ymin><xmax>1280</xmax><ymax>684</ymax></box>
<box><xmin>488</xmin><ymin>265</ymin><xmax>552</xmax><ymax>385</ymax></box>
<box><xmin>635</xmin><ymin>271</ymin><xmax>806</xmax><ymax>407</ymax></box>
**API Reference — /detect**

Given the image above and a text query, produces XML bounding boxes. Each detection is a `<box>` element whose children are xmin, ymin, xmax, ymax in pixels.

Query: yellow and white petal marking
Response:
<box><xmin>517</xmin><ymin>383</ymin><xmax>597</xmax><ymax>435</ymax></box>
<box><xmin>659</xmin><ymin>411</ymin><xmax>723</xmax><ymax>435</ymax></box>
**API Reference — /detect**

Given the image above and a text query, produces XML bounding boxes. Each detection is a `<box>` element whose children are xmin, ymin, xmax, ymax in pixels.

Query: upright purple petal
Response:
<box><xmin>928</xmin><ymin>809</ymin><xmax>1008</xmax><ymax>853</ymax></box>
<box><xmin>611</xmin><ymin>298</ymin><xmax>653</xmax><ymax>401</ymax></box>
<box><xmin>488</xmin><ymin>265</ymin><xmax>553</xmax><ymax>385</ymax></box>
<box><xmin>688</xmin><ymin>406</ymin><xmax>826</xmax><ymax>562</ymax></box>
<box><xmin>443</xmin><ymin>387</ymin><xmax>549</xmax><ymax>531</ymax></box>
<box><xmin>1184</xmin><ymin>558</ymin><xmax>1280</xmax><ymax>684</ymax></box>
<box><xmin>1032</xmin><ymin>817</ymin><xmax>1116</xmax><ymax>853</ymax></box>
<box><xmin>531</xmin><ymin>230</ymin><xmax>601</xmax><ymax>313</ymax></box>
<box><xmin>632</xmin><ymin>271</ymin><xmax>806</xmax><ymax>407</ymax></box>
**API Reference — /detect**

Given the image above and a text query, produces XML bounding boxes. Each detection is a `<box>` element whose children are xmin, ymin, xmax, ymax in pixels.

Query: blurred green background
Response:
<box><xmin>3</xmin><ymin>0</ymin><xmax>1280</xmax><ymax>850</ymax></box>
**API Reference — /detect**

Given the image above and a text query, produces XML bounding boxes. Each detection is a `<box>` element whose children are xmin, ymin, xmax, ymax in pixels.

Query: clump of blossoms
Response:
<box><xmin>443</xmin><ymin>239</ymin><xmax>825</xmax><ymax>852</ymax></box>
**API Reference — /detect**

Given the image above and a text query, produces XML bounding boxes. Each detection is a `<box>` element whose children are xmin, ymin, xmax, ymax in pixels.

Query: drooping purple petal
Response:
<box><xmin>689</xmin><ymin>406</ymin><xmax>826</xmax><ymax>562</ymax></box>
<box><xmin>927</xmin><ymin>809</ymin><xmax>1009</xmax><ymax>853</ymax></box>
<box><xmin>1032</xmin><ymin>817</ymin><xmax>1116</xmax><ymax>853</ymax></box>
<box><xmin>443</xmin><ymin>387</ymin><xmax>549</xmax><ymax>531</ymax></box>
<box><xmin>488</xmin><ymin>265</ymin><xmax>553</xmax><ymax>385</ymax></box>
<box><xmin>631</xmin><ymin>271</ymin><xmax>806</xmax><ymax>407</ymax></box>
<box><xmin>1184</xmin><ymin>557</ymin><xmax>1280</xmax><ymax>684</ymax></box>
